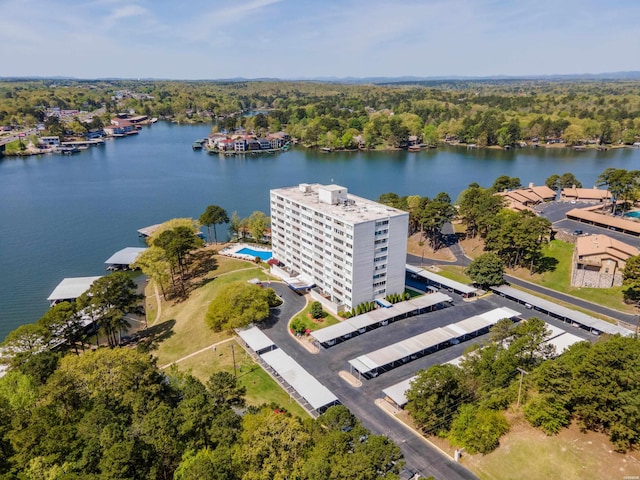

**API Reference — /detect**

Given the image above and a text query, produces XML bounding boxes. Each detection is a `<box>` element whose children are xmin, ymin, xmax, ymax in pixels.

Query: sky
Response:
<box><xmin>1</xmin><ymin>0</ymin><xmax>639</xmax><ymax>80</ymax></box>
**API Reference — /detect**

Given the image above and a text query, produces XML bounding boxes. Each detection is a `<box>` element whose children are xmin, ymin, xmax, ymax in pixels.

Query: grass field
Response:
<box><xmin>141</xmin><ymin>253</ymin><xmax>314</xmax><ymax>417</ymax></box>
<box><xmin>150</xmin><ymin>263</ymin><xmax>270</xmax><ymax>367</ymax></box>
<box><xmin>463</xmin><ymin>413</ymin><xmax>640</xmax><ymax>480</ymax></box>
<box><xmin>290</xmin><ymin>303</ymin><xmax>340</xmax><ymax>332</ymax></box>
<box><xmin>511</xmin><ymin>240</ymin><xmax>634</xmax><ymax>313</ymax></box>
<box><xmin>437</xmin><ymin>265</ymin><xmax>473</xmax><ymax>284</ymax></box>
<box><xmin>167</xmin><ymin>341</ymin><xmax>309</xmax><ymax>418</ymax></box>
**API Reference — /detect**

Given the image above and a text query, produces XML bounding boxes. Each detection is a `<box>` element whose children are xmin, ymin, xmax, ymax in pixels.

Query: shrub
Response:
<box><xmin>310</xmin><ymin>301</ymin><xmax>324</xmax><ymax>319</ymax></box>
<box><xmin>524</xmin><ymin>393</ymin><xmax>571</xmax><ymax>435</ymax></box>
<box><xmin>290</xmin><ymin>318</ymin><xmax>306</xmax><ymax>336</ymax></box>
<box><xmin>449</xmin><ymin>404</ymin><xmax>509</xmax><ymax>454</ymax></box>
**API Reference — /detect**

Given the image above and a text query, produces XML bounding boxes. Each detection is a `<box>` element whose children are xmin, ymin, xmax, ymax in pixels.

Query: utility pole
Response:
<box><xmin>516</xmin><ymin>367</ymin><xmax>529</xmax><ymax>407</ymax></box>
<box><xmin>231</xmin><ymin>343</ymin><xmax>237</xmax><ymax>380</ymax></box>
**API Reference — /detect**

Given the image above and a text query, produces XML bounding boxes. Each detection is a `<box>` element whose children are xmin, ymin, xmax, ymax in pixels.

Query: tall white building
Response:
<box><xmin>270</xmin><ymin>183</ymin><xmax>409</xmax><ymax>313</ymax></box>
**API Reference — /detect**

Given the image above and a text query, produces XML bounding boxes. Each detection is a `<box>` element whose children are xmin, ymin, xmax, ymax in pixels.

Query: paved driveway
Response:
<box><xmin>262</xmin><ymin>282</ymin><xmax>479</xmax><ymax>480</ymax></box>
<box><xmin>259</xmin><ymin>267</ymin><xmax>608</xmax><ymax>480</ymax></box>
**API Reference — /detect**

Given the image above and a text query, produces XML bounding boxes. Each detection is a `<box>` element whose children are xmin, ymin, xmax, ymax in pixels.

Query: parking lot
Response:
<box><xmin>536</xmin><ymin>200</ymin><xmax>640</xmax><ymax>248</ymax></box>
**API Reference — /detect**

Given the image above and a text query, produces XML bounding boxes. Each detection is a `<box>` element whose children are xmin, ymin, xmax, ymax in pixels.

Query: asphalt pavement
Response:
<box><xmin>262</xmin><ymin>282</ymin><xmax>479</xmax><ymax>480</ymax></box>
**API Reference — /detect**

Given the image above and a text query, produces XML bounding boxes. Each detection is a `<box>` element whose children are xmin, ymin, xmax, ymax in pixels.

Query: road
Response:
<box><xmin>409</xmin><ymin>220</ymin><xmax>636</xmax><ymax>326</ymax></box>
<box><xmin>262</xmin><ymin>283</ymin><xmax>479</xmax><ymax>480</ymax></box>
<box><xmin>0</xmin><ymin>128</ymin><xmax>37</xmax><ymax>146</ymax></box>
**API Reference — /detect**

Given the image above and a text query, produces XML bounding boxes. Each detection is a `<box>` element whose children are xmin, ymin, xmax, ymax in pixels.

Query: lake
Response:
<box><xmin>1</xmin><ymin>121</ymin><xmax>637</xmax><ymax>340</ymax></box>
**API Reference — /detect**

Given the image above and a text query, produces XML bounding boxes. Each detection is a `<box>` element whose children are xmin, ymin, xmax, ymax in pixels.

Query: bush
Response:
<box><xmin>310</xmin><ymin>301</ymin><xmax>324</xmax><ymax>319</ymax></box>
<box><xmin>449</xmin><ymin>404</ymin><xmax>509</xmax><ymax>454</ymax></box>
<box><xmin>290</xmin><ymin>318</ymin><xmax>306</xmax><ymax>336</ymax></box>
<box><xmin>524</xmin><ymin>393</ymin><xmax>571</xmax><ymax>435</ymax></box>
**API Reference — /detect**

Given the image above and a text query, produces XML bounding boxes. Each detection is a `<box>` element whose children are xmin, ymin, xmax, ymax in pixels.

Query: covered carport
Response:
<box><xmin>261</xmin><ymin>349</ymin><xmax>339</xmax><ymax>415</ymax></box>
<box><xmin>236</xmin><ymin>326</ymin><xmax>277</xmax><ymax>355</ymax></box>
<box><xmin>491</xmin><ymin>285</ymin><xmax>632</xmax><ymax>336</ymax></box>
<box><xmin>406</xmin><ymin>265</ymin><xmax>478</xmax><ymax>298</ymax></box>
<box><xmin>310</xmin><ymin>292</ymin><xmax>452</xmax><ymax>347</ymax></box>
<box><xmin>348</xmin><ymin>307</ymin><xmax>519</xmax><ymax>379</ymax></box>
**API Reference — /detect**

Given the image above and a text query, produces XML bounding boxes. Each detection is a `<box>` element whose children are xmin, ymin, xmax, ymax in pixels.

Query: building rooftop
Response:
<box><xmin>575</xmin><ymin>234</ymin><xmax>639</xmax><ymax>259</ymax></box>
<box><xmin>271</xmin><ymin>183</ymin><xmax>408</xmax><ymax>224</ymax></box>
<box><xmin>104</xmin><ymin>247</ymin><xmax>148</xmax><ymax>266</ymax></box>
<box><xmin>47</xmin><ymin>276</ymin><xmax>102</xmax><ymax>302</ymax></box>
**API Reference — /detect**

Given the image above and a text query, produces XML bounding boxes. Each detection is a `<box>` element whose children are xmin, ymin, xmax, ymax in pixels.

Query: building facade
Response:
<box><xmin>270</xmin><ymin>183</ymin><xmax>409</xmax><ymax>313</ymax></box>
<box><xmin>571</xmin><ymin>234</ymin><xmax>639</xmax><ymax>288</ymax></box>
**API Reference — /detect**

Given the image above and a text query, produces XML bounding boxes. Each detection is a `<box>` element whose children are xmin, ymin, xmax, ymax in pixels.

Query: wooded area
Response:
<box><xmin>1</xmin><ymin>79</ymin><xmax>640</xmax><ymax>149</ymax></box>
<box><xmin>0</xmin><ymin>348</ymin><xmax>404</xmax><ymax>479</ymax></box>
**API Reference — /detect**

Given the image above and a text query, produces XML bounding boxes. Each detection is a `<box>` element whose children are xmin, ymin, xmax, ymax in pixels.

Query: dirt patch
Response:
<box><xmin>407</xmin><ymin>232</ymin><xmax>456</xmax><ymax>261</ymax></box>
<box><xmin>458</xmin><ymin>235</ymin><xmax>485</xmax><ymax>260</ymax></box>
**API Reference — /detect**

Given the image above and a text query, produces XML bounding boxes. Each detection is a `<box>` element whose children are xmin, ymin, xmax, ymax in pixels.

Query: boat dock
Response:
<box><xmin>60</xmin><ymin>139</ymin><xmax>105</xmax><ymax>147</ymax></box>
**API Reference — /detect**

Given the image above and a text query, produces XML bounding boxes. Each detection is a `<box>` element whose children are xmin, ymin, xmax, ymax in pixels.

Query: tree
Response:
<box><xmin>310</xmin><ymin>301</ymin><xmax>323</xmax><ymax>319</ymax></box>
<box><xmin>199</xmin><ymin>205</ymin><xmax>229</xmax><ymax>244</ymax></box>
<box><xmin>205</xmin><ymin>282</ymin><xmax>272</xmax><ymax>331</ymax></box>
<box><xmin>465</xmin><ymin>253</ymin><xmax>505</xmax><ymax>288</ymax></box>
<box><xmin>228</xmin><ymin>211</ymin><xmax>241</xmax><ymax>240</ymax></box>
<box><xmin>545</xmin><ymin>173</ymin><xmax>581</xmax><ymax>191</ymax></box>
<box><xmin>448</xmin><ymin>404</ymin><xmax>509</xmax><ymax>454</ymax></box>
<box><xmin>133</xmin><ymin>245</ymin><xmax>171</xmax><ymax>298</ymax></box>
<box><xmin>457</xmin><ymin>184</ymin><xmax>505</xmax><ymax>238</ymax></box>
<box><xmin>562</xmin><ymin>124</ymin><xmax>585</xmax><ymax>146</ymax></box>
<box><xmin>153</xmin><ymin>225</ymin><xmax>205</xmax><ymax>293</ymax></box>
<box><xmin>36</xmin><ymin>301</ymin><xmax>83</xmax><ymax>354</ymax></box>
<box><xmin>490</xmin><ymin>175</ymin><xmax>521</xmax><ymax>193</ymax></box>
<box><xmin>406</xmin><ymin>364</ymin><xmax>473</xmax><ymax>435</ymax></box>
<box><xmin>622</xmin><ymin>254</ymin><xmax>640</xmax><ymax>303</ymax></box>
<box><xmin>247</xmin><ymin>211</ymin><xmax>269</xmax><ymax>243</ymax></box>
<box><xmin>76</xmin><ymin>272</ymin><xmax>142</xmax><ymax>347</ymax></box>
<box><xmin>419</xmin><ymin>192</ymin><xmax>456</xmax><ymax>250</ymax></box>
<box><xmin>597</xmin><ymin>167</ymin><xmax>640</xmax><ymax>214</ymax></box>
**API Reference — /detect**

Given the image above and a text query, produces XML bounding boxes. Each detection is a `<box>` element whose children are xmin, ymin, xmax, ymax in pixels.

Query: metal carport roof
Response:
<box><xmin>492</xmin><ymin>285</ymin><xmax>632</xmax><ymax>336</ymax></box>
<box><xmin>236</xmin><ymin>326</ymin><xmax>276</xmax><ymax>353</ymax></box>
<box><xmin>261</xmin><ymin>349</ymin><xmax>338</xmax><ymax>411</ymax></box>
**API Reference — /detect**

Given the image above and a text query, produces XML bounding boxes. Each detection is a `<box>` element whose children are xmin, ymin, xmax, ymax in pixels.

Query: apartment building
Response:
<box><xmin>270</xmin><ymin>183</ymin><xmax>409</xmax><ymax>313</ymax></box>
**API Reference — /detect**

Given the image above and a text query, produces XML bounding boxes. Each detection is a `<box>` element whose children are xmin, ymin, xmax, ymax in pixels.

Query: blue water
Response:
<box><xmin>1</xmin><ymin>121</ymin><xmax>638</xmax><ymax>340</ymax></box>
<box><xmin>624</xmin><ymin>211</ymin><xmax>640</xmax><ymax>218</ymax></box>
<box><xmin>237</xmin><ymin>248</ymin><xmax>272</xmax><ymax>260</ymax></box>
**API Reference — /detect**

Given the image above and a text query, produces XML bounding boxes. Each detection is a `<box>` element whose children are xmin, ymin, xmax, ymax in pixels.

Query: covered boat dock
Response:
<box><xmin>47</xmin><ymin>276</ymin><xmax>102</xmax><ymax>306</ymax></box>
<box><xmin>104</xmin><ymin>247</ymin><xmax>147</xmax><ymax>270</ymax></box>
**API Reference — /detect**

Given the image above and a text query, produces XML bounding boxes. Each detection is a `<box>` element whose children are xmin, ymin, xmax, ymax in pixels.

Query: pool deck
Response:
<box><xmin>220</xmin><ymin>243</ymin><xmax>272</xmax><ymax>261</ymax></box>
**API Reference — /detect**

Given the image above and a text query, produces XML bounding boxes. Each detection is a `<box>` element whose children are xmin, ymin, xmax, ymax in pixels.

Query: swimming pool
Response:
<box><xmin>624</xmin><ymin>211</ymin><xmax>640</xmax><ymax>218</ymax></box>
<box><xmin>236</xmin><ymin>247</ymin><xmax>272</xmax><ymax>260</ymax></box>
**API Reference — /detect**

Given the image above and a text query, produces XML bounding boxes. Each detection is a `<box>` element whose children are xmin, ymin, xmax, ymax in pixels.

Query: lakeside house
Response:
<box><xmin>207</xmin><ymin>131</ymin><xmax>290</xmax><ymax>153</ymax></box>
<box><xmin>571</xmin><ymin>234</ymin><xmax>639</xmax><ymax>288</ymax></box>
<box><xmin>38</xmin><ymin>136</ymin><xmax>61</xmax><ymax>147</ymax></box>
<box><xmin>496</xmin><ymin>183</ymin><xmax>557</xmax><ymax>212</ymax></box>
<box><xmin>561</xmin><ymin>185</ymin><xmax>611</xmax><ymax>202</ymax></box>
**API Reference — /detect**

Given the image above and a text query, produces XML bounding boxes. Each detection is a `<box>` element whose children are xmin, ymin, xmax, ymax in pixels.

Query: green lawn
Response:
<box><xmin>290</xmin><ymin>303</ymin><xmax>340</xmax><ymax>333</ymax></box>
<box><xmin>510</xmin><ymin>240</ymin><xmax>634</xmax><ymax>313</ymax></box>
<box><xmin>144</xmin><ymin>253</ymin><xmax>313</xmax><ymax>418</ymax></box>
<box><xmin>437</xmin><ymin>265</ymin><xmax>473</xmax><ymax>284</ymax></box>
<box><xmin>150</xmin><ymin>266</ymin><xmax>268</xmax><ymax>367</ymax></box>
<box><xmin>167</xmin><ymin>341</ymin><xmax>309</xmax><ymax>419</ymax></box>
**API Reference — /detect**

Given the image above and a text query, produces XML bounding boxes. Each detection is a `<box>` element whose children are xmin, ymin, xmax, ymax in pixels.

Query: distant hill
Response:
<box><xmin>2</xmin><ymin>72</ymin><xmax>640</xmax><ymax>84</ymax></box>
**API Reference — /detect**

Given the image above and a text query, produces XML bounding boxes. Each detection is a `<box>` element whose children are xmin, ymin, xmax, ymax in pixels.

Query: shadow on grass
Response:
<box><xmin>136</xmin><ymin>319</ymin><xmax>176</xmax><ymax>352</ymax></box>
<box><xmin>188</xmin><ymin>250</ymin><xmax>219</xmax><ymax>278</ymax></box>
<box><xmin>535</xmin><ymin>256</ymin><xmax>559</xmax><ymax>274</ymax></box>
